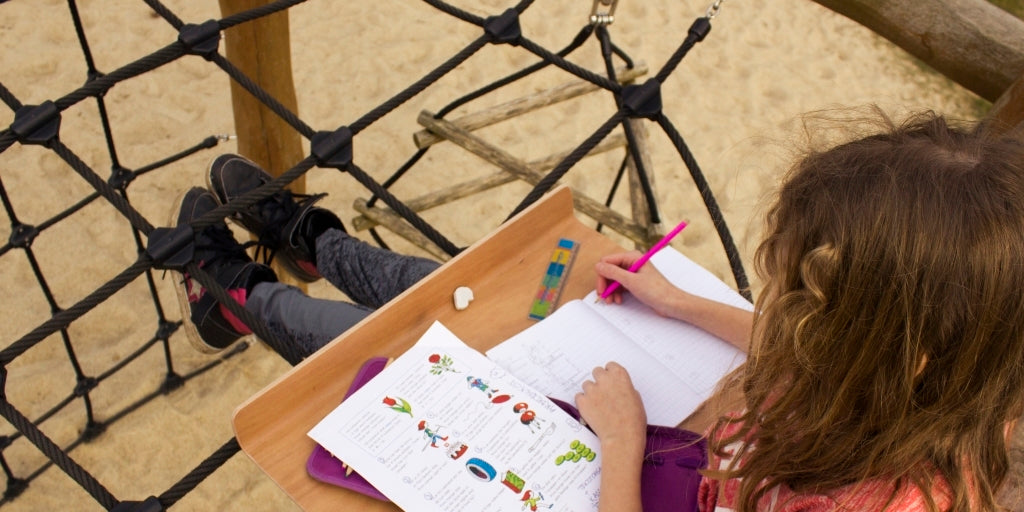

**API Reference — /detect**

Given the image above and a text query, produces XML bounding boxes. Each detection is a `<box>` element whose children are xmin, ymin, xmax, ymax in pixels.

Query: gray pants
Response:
<box><xmin>245</xmin><ymin>228</ymin><xmax>440</xmax><ymax>359</ymax></box>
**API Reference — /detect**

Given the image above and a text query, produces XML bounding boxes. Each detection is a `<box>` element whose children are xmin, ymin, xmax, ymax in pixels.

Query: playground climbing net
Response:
<box><xmin>0</xmin><ymin>0</ymin><xmax>746</xmax><ymax>509</ymax></box>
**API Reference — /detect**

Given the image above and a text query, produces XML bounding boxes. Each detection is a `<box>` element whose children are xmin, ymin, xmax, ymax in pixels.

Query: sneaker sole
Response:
<box><xmin>168</xmin><ymin>189</ymin><xmax>244</xmax><ymax>354</ymax></box>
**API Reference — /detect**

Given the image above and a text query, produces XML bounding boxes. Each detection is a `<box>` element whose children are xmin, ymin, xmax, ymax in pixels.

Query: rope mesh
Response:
<box><xmin>0</xmin><ymin>0</ymin><xmax>748</xmax><ymax>508</ymax></box>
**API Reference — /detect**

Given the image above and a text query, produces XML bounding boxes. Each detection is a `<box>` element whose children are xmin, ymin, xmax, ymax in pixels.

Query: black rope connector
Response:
<box><xmin>146</xmin><ymin>225</ymin><xmax>195</xmax><ymax>272</ymax></box>
<box><xmin>8</xmin><ymin>223</ymin><xmax>39</xmax><ymax>249</ymax></box>
<box><xmin>81</xmin><ymin>419</ymin><xmax>107</xmax><ymax>442</ymax></box>
<box><xmin>3</xmin><ymin>477</ymin><xmax>28</xmax><ymax>500</ymax></box>
<box><xmin>111</xmin><ymin>496</ymin><xmax>163</xmax><ymax>512</ymax></box>
<box><xmin>10</xmin><ymin>101</ymin><xmax>61</xmax><ymax>146</ymax></box>
<box><xmin>484</xmin><ymin>8</ymin><xmax>522</xmax><ymax>46</ymax></box>
<box><xmin>161</xmin><ymin>372</ymin><xmax>184</xmax><ymax>394</ymax></box>
<box><xmin>86</xmin><ymin>70</ymin><xmax>107</xmax><ymax>97</ymax></box>
<box><xmin>73</xmin><ymin>376</ymin><xmax>98</xmax><ymax>397</ymax></box>
<box><xmin>311</xmin><ymin>127</ymin><xmax>354</xmax><ymax>168</ymax></box>
<box><xmin>621</xmin><ymin>78</ymin><xmax>663</xmax><ymax>119</ymax></box>
<box><xmin>155</xmin><ymin>320</ymin><xmax>179</xmax><ymax>340</ymax></box>
<box><xmin>108</xmin><ymin>165</ymin><xmax>136</xmax><ymax>190</ymax></box>
<box><xmin>689</xmin><ymin>17</ymin><xmax>712</xmax><ymax>42</ymax></box>
<box><xmin>178</xmin><ymin>20</ymin><xmax>221</xmax><ymax>59</ymax></box>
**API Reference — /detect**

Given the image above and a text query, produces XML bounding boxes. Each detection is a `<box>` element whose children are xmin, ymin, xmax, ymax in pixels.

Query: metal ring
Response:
<box><xmin>705</xmin><ymin>0</ymin><xmax>723</xmax><ymax>19</ymax></box>
<box><xmin>589</xmin><ymin>0</ymin><xmax>618</xmax><ymax>25</ymax></box>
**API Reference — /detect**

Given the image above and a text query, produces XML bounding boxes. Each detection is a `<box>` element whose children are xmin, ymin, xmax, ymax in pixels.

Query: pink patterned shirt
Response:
<box><xmin>697</xmin><ymin>418</ymin><xmax>953</xmax><ymax>512</ymax></box>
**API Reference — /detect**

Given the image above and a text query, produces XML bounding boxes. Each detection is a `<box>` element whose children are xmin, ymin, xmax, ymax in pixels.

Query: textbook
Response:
<box><xmin>307</xmin><ymin>247</ymin><xmax>749</xmax><ymax>510</ymax></box>
<box><xmin>308</xmin><ymin>322</ymin><xmax>604</xmax><ymax>512</ymax></box>
<box><xmin>486</xmin><ymin>246</ymin><xmax>752</xmax><ymax>427</ymax></box>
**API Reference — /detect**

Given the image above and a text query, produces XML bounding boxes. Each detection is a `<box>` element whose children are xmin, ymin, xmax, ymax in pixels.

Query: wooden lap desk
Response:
<box><xmin>233</xmin><ymin>185</ymin><xmax>734</xmax><ymax>511</ymax></box>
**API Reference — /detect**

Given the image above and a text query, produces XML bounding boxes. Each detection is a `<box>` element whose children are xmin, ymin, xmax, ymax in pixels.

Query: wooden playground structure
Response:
<box><xmin>217</xmin><ymin>0</ymin><xmax>1024</xmax><ymax>262</ymax></box>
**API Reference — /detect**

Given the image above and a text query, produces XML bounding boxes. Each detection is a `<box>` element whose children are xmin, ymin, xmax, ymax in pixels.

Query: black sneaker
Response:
<box><xmin>170</xmin><ymin>187</ymin><xmax>277</xmax><ymax>353</ymax></box>
<box><xmin>206</xmin><ymin>154</ymin><xmax>345</xmax><ymax>282</ymax></box>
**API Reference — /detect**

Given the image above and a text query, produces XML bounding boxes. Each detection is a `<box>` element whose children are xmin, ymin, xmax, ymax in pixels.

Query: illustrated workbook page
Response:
<box><xmin>487</xmin><ymin>247</ymin><xmax>752</xmax><ymax>426</ymax></box>
<box><xmin>308</xmin><ymin>322</ymin><xmax>602</xmax><ymax>512</ymax></box>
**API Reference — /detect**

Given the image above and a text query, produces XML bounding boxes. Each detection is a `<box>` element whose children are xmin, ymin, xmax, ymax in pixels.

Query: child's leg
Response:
<box><xmin>314</xmin><ymin>228</ymin><xmax>441</xmax><ymax>309</ymax></box>
<box><xmin>246</xmin><ymin>281</ymin><xmax>373</xmax><ymax>359</ymax></box>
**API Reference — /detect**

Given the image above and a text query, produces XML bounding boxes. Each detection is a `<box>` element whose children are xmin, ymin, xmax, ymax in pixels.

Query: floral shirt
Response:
<box><xmin>697</xmin><ymin>416</ymin><xmax>952</xmax><ymax>512</ymax></box>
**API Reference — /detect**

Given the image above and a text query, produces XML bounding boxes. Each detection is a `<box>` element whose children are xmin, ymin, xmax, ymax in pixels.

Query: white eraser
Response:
<box><xmin>453</xmin><ymin>286</ymin><xmax>474</xmax><ymax>310</ymax></box>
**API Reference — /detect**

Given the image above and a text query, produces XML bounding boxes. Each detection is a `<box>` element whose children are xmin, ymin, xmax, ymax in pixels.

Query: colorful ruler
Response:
<box><xmin>528</xmin><ymin>238</ymin><xmax>579</xmax><ymax>321</ymax></box>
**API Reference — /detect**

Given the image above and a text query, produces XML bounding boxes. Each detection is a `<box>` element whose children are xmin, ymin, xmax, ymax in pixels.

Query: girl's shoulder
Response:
<box><xmin>702</xmin><ymin>478</ymin><xmax>944</xmax><ymax>512</ymax></box>
<box><xmin>698</xmin><ymin>411</ymin><xmax>950</xmax><ymax>512</ymax></box>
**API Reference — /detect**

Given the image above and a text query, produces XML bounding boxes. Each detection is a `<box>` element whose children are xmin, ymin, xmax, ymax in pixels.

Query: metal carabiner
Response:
<box><xmin>589</xmin><ymin>0</ymin><xmax>618</xmax><ymax>26</ymax></box>
<box><xmin>705</xmin><ymin>0</ymin><xmax>724</xmax><ymax>19</ymax></box>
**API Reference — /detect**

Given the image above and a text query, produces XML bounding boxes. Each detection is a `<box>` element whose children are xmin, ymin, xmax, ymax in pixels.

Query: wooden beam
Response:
<box><xmin>350</xmin><ymin>132</ymin><xmax>628</xmax><ymax>232</ymax></box>
<box><xmin>986</xmin><ymin>71</ymin><xmax>1024</xmax><ymax>139</ymax></box>
<box><xmin>623</xmin><ymin>119</ymin><xmax>663</xmax><ymax>249</ymax></box>
<box><xmin>419</xmin><ymin>115</ymin><xmax>649</xmax><ymax>243</ymax></box>
<box><xmin>350</xmin><ymin>201</ymin><xmax>452</xmax><ymax>261</ymax></box>
<box><xmin>809</xmin><ymin>0</ymin><xmax>1024</xmax><ymax>102</ymax></box>
<box><xmin>412</xmin><ymin>63</ymin><xmax>648</xmax><ymax>148</ymax></box>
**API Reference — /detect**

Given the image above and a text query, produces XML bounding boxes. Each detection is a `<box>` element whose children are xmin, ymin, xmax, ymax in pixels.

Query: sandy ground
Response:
<box><xmin>1</xmin><ymin>0</ymin><xmax>1019</xmax><ymax>510</ymax></box>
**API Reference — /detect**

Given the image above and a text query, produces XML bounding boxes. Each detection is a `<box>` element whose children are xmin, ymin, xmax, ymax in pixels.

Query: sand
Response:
<box><xmin>0</xmin><ymin>0</ymin><xmax>1018</xmax><ymax>510</ymax></box>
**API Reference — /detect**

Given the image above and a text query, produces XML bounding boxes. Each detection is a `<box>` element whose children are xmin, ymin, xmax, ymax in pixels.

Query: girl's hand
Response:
<box><xmin>594</xmin><ymin>251</ymin><xmax>689</xmax><ymax>317</ymax></box>
<box><xmin>577</xmin><ymin>363</ymin><xmax>646</xmax><ymax>512</ymax></box>
<box><xmin>574</xmin><ymin>363</ymin><xmax>647</xmax><ymax>450</ymax></box>
<box><xmin>594</xmin><ymin>251</ymin><xmax>755</xmax><ymax>352</ymax></box>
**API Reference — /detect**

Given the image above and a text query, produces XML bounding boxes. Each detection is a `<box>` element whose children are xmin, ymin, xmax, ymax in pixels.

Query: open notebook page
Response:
<box><xmin>487</xmin><ymin>300</ymin><xmax>703</xmax><ymax>426</ymax></box>
<box><xmin>584</xmin><ymin>247</ymin><xmax>752</xmax><ymax>396</ymax></box>
<box><xmin>487</xmin><ymin>247</ymin><xmax>752</xmax><ymax>426</ymax></box>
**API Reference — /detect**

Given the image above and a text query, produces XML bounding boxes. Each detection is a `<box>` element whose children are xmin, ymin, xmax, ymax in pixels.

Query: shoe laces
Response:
<box><xmin>191</xmin><ymin>221</ymin><xmax>252</xmax><ymax>276</ymax></box>
<box><xmin>248</xmin><ymin>190</ymin><xmax>317</xmax><ymax>266</ymax></box>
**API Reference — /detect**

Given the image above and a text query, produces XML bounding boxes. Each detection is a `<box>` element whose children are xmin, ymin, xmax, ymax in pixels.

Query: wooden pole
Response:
<box><xmin>412</xmin><ymin>63</ymin><xmax>648</xmax><ymax>148</ymax></box>
<box><xmin>986</xmin><ymin>71</ymin><xmax>1024</xmax><ymax>139</ymax></box>
<box><xmin>419</xmin><ymin>115</ymin><xmax>649</xmax><ymax>243</ymax></box>
<box><xmin>351</xmin><ymin>133</ymin><xmax>629</xmax><ymax>231</ymax></box>
<box><xmin>809</xmin><ymin>0</ymin><xmax>1024</xmax><ymax>102</ymax></box>
<box><xmin>218</xmin><ymin>0</ymin><xmax>306</xmax><ymax>288</ymax></box>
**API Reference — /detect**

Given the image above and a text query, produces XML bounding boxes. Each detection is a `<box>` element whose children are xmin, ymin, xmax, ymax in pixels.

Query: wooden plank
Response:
<box><xmin>350</xmin><ymin>200</ymin><xmax>452</xmax><ymax>261</ymax></box>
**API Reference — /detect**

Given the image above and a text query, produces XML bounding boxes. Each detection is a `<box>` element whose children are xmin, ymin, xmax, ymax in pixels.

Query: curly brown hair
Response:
<box><xmin>709</xmin><ymin>110</ymin><xmax>1024</xmax><ymax>511</ymax></box>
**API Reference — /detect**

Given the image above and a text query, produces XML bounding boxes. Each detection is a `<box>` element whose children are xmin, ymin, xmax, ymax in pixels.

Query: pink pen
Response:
<box><xmin>598</xmin><ymin>219</ymin><xmax>688</xmax><ymax>301</ymax></box>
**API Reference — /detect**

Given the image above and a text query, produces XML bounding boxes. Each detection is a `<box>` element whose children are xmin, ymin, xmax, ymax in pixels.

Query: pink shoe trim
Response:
<box><xmin>219</xmin><ymin>289</ymin><xmax>253</xmax><ymax>335</ymax></box>
<box><xmin>297</xmin><ymin>259</ymin><xmax>320</xmax><ymax>278</ymax></box>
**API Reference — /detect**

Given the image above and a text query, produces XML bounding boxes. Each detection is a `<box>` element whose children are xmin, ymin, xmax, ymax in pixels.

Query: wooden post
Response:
<box><xmin>218</xmin><ymin>0</ymin><xmax>306</xmax><ymax>288</ymax></box>
<box><xmin>623</xmin><ymin>119</ymin><xmax>662</xmax><ymax>249</ymax></box>
<box><xmin>986</xmin><ymin>71</ymin><xmax>1024</xmax><ymax>139</ymax></box>
<box><xmin>809</xmin><ymin>0</ymin><xmax>1024</xmax><ymax>102</ymax></box>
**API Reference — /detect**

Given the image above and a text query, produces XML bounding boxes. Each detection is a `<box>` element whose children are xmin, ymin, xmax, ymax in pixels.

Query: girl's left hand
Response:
<box><xmin>574</xmin><ymin>362</ymin><xmax>647</xmax><ymax>452</ymax></box>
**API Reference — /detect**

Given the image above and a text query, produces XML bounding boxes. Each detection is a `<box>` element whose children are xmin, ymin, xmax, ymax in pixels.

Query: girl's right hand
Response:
<box><xmin>594</xmin><ymin>251</ymin><xmax>692</xmax><ymax>318</ymax></box>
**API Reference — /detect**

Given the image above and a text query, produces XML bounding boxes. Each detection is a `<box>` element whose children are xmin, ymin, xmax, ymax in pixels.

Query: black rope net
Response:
<box><xmin>0</xmin><ymin>0</ymin><xmax>749</xmax><ymax>509</ymax></box>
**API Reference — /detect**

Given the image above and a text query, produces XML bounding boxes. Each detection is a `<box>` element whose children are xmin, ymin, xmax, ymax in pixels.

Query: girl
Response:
<box><xmin>576</xmin><ymin>111</ymin><xmax>1024</xmax><ymax>511</ymax></box>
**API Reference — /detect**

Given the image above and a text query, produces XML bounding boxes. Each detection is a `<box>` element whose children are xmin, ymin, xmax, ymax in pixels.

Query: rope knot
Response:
<box><xmin>312</xmin><ymin>127</ymin><xmax>354</xmax><ymax>168</ymax></box>
<box><xmin>621</xmin><ymin>78</ymin><xmax>663</xmax><ymax>119</ymax></box>
<box><xmin>10</xmin><ymin>101</ymin><xmax>61</xmax><ymax>146</ymax></box>
<box><xmin>484</xmin><ymin>9</ymin><xmax>522</xmax><ymax>46</ymax></box>
<box><xmin>178</xmin><ymin>20</ymin><xmax>221</xmax><ymax>59</ymax></box>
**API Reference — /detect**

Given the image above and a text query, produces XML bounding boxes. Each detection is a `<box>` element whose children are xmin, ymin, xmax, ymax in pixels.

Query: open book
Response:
<box><xmin>486</xmin><ymin>246</ymin><xmax>752</xmax><ymax>426</ymax></box>
<box><xmin>308</xmin><ymin>322</ymin><xmax>603</xmax><ymax>512</ymax></box>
